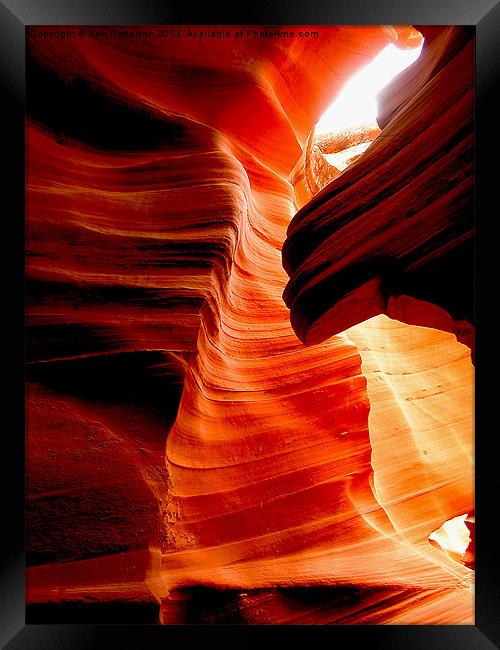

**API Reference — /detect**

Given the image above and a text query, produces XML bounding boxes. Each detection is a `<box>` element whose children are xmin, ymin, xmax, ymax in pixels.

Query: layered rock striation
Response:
<box><xmin>283</xmin><ymin>27</ymin><xmax>474</xmax><ymax>355</ymax></box>
<box><xmin>26</xmin><ymin>26</ymin><xmax>474</xmax><ymax>624</ymax></box>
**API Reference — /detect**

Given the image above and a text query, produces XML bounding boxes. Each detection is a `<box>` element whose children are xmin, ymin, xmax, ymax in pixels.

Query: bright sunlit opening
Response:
<box><xmin>315</xmin><ymin>41</ymin><xmax>424</xmax><ymax>136</ymax></box>
<box><xmin>429</xmin><ymin>513</ymin><xmax>471</xmax><ymax>559</ymax></box>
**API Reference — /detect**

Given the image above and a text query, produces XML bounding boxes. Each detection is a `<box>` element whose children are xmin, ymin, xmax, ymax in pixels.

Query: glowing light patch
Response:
<box><xmin>315</xmin><ymin>41</ymin><xmax>424</xmax><ymax>136</ymax></box>
<box><xmin>324</xmin><ymin>141</ymin><xmax>373</xmax><ymax>172</ymax></box>
<box><xmin>429</xmin><ymin>513</ymin><xmax>471</xmax><ymax>558</ymax></box>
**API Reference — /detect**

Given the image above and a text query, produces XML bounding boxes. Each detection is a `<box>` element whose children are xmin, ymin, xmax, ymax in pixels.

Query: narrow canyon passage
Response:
<box><xmin>26</xmin><ymin>25</ymin><xmax>474</xmax><ymax>624</ymax></box>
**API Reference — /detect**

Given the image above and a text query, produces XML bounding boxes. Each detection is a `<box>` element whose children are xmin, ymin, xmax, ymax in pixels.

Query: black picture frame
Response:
<box><xmin>2</xmin><ymin>0</ymin><xmax>499</xmax><ymax>647</ymax></box>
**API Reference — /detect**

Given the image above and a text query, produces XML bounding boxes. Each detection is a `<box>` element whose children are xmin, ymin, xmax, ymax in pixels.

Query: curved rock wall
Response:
<box><xmin>283</xmin><ymin>27</ymin><xmax>474</xmax><ymax>354</ymax></box>
<box><xmin>26</xmin><ymin>25</ymin><xmax>473</xmax><ymax>624</ymax></box>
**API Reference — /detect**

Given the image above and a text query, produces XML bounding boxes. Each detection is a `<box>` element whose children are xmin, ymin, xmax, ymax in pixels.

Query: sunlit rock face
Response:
<box><xmin>283</xmin><ymin>26</ymin><xmax>474</xmax><ymax>355</ymax></box>
<box><xmin>26</xmin><ymin>25</ymin><xmax>473</xmax><ymax>624</ymax></box>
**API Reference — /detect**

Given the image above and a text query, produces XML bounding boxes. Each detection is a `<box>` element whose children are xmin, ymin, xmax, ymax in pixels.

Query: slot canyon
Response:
<box><xmin>26</xmin><ymin>25</ymin><xmax>474</xmax><ymax>624</ymax></box>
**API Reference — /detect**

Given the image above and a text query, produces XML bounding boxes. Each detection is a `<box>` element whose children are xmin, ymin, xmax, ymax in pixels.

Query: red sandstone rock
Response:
<box><xmin>283</xmin><ymin>27</ymin><xmax>474</xmax><ymax>355</ymax></box>
<box><xmin>26</xmin><ymin>25</ymin><xmax>474</xmax><ymax>625</ymax></box>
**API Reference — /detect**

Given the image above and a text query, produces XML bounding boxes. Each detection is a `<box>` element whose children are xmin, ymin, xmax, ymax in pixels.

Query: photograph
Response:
<box><xmin>1</xmin><ymin>1</ymin><xmax>498</xmax><ymax>648</ymax></box>
<box><xmin>24</xmin><ymin>23</ymin><xmax>474</xmax><ymax>625</ymax></box>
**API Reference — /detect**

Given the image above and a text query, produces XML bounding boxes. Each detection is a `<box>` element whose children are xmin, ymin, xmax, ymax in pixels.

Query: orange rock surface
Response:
<box><xmin>26</xmin><ymin>25</ymin><xmax>473</xmax><ymax>624</ymax></box>
<box><xmin>283</xmin><ymin>27</ymin><xmax>474</xmax><ymax>353</ymax></box>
